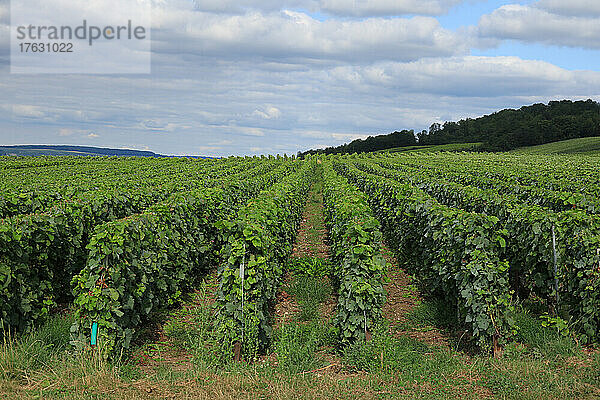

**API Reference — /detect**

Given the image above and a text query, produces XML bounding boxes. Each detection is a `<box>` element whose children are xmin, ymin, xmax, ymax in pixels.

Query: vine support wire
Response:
<box><xmin>551</xmin><ymin>225</ymin><xmax>560</xmax><ymax>305</ymax></box>
<box><xmin>240</xmin><ymin>243</ymin><xmax>246</xmax><ymax>345</ymax></box>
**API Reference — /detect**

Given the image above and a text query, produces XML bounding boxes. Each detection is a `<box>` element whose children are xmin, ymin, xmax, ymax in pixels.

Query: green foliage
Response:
<box><xmin>273</xmin><ymin>321</ymin><xmax>328</xmax><ymax>374</ymax></box>
<box><xmin>70</xmin><ymin>160</ymin><xmax>302</xmax><ymax>357</ymax></box>
<box><xmin>321</xmin><ymin>162</ymin><xmax>387</xmax><ymax>345</ymax></box>
<box><xmin>511</xmin><ymin>137</ymin><xmax>600</xmax><ymax>155</ymax></box>
<box><xmin>341</xmin><ymin>325</ymin><xmax>428</xmax><ymax>373</ymax></box>
<box><xmin>408</xmin><ymin>299</ymin><xmax>458</xmax><ymax>330</ymax></box>
<box><xmin>215</xmin><ymin>161</ymin><xmax>316</xmax><ymax>359</ymax></box>
<box><xmin>300</xmin><ymin>130</ymin><xmax>417</xmax><ymax>157</ymax></box>
<box><xmin>0</xmin><ymin>157</ymin><xmax>290</xmax><ymax>334</ymax></box>
<box><xmin>287</xmin><ymin>257</ymin><xmax>332</xmax><ymax>277</ymax></box>
<box><xmin>70</xmin><ymin>188</ymin><xmax>229</xmax><ymax>356</ymax></box>
<box><xmin>356</xmin><ymin>153</ymin><xmax>600</xmax><ymax>344</ymax></box>
<box><xmin>539</xmin><ymin>314</ymin><xmax>571</xmax><ymax>338</ymax></box>
<box><xmin>0</xmin><ymin>313</ymin><xmax>75</xmax><ymax>379</ymax></box>
<box><xmin>420</xmin><ymin>99</ymin><xmax>600</xmax><ymax>151</ymax></box>
<box><xmin>337</xmin><ymin>158</ymin><xmax>515</xmax><ymax>350</ymax></box>
<box><xmin>512</xmin><ymin>310</ymin><xmax>578</xmax><ymax>360</ymax></box>
<box><xmin>286</xmin><ymin>274</ymin><xmax>332</xmax><ymax>321</ymax></box>
<box><xmin>382</xmin><ymin>142</ymin><xmax>483</xmax><ymax>154</ymax></box>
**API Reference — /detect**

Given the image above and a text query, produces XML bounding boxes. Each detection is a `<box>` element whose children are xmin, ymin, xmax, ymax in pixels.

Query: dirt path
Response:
<box><xmin>291</xmin><ymin>182</ymin><xmax>330</xmax><ymax>259</ymax></box>
<box><xmin>381</xmin><ymin>245</ymin><xmax>450</xmax><ymax>349</ymax></box>
<box><xmin>274</xmin><ymin>182</ymin><xmax>334</xmax><ymax>327</ymax></box>
<box><xmin>131</xmin><ymin>272</ymin><xmax>220</xmax><ymax>376</ymax></box>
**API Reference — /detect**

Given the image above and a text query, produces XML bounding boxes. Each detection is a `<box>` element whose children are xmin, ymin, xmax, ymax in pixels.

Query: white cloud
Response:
<box><xmin>328</xmin><ymin>56</ymin><xmax>600</xmax><ymax>97</ymax></box>
<box><xmin>240</xmin><ymin>127</ymin><xmax>266</xmax><ymax>137</ymax></box>
<box><xmin>253</xmin><ymin>106</ymin><xmax>281</xmax><ymax>119</ymax></box>
<box><xmin>536</xmin><ymin>0</ymin><xmax>600</xmax><ymax>17</ymax></box>
<box><xmin>190</xmin><ymin>0</ymin><xmax>464</xmax><ymax>16</ymax></box>
<box><xmin>0</xmin><ymin>3</ymin><xmax>7</xmax><ymax>22</ymax></box>
<box><xmin>208</xmin><ymin>139</ymin><xmax>234</xmax><ymax>146</ymax></box>
<box><xmin>152</xmin><ymin>7</ymin><xmax>467</xmax><ymax>63</ymax></box>
<box><xmin>139</xmin><ymin>119</ymin><xmax>179</xmax><ymax>132</ymax></box>
<box><xmin>320</xmin><ymin>0</ymin><xmax>463</xmax><ymax>17</ymax></box>
<box><xmin>87</xmin><ymin>132</ymin><xmax>99</xmax><ymax>138</ymax></box>
<box><xmin>1</xmin><ymin>1</ymin><xmax>599</xmax><ymax>157</ymax></box>
<box><xmin>9</xmin><ymin>105</ymin><xmax>47</xmax><ymax>118</ymax></box>
<box><xmin>478</xmin><ymin>4</ymin><xmax>600</xmax><ymax>49</ymax></box>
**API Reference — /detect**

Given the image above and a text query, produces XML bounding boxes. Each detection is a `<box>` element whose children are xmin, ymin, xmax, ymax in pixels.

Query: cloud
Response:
<box><xmin>58</xmin><ymin>128</ymin><xmax>100</xmax><ymax>138</ymax></box>
<box><xmin>478</xmin><ymin>4</ymin><xmax>600</xmax><ymax>49</ymax></box>
<box><xmin>191</xmin><ymin>0</ymin><xmax>465</xmax><ymax>16</ymax></box>
<box><xmin>152</xmin><ymin>7</ymin><xmax>467</xmax><ymax>63</ymax></box>
<box><xmin>252</xmin><ymin>106</ymin><xmax>281</xmax><ymax>119</ymax></box>
<box><xmin>59</xmin><ymin>128</ymin><xmax>77</xmax><ymax>136</ymax></box>
<box><xmin>1</xmin><ymin>1</ymin><xmax>599</xmax><ymax>157</ymax></box>
<box><xmin>9</xmin><ymin>105</ymin><xmax>47</xmax><ymax>118</ymax></box>
<box><xmin>139</xmin><ymin>119</ymin><xmax>179</xmax><ymax>132</ymax></box>
<box><xmin>320</xmin><ymin>0</ymin><xmax>463</xmax><ymax>17</ymax></box>
<box><xmin>192</xmin><ymin>0</ymin><xmax>312</xmax><ymax>14</ymax></box>
<box><xmin>328</xmin><ymin>56</ymin><xmax>599</xmax><ymax>97</ymax></box>
<box><xmin>536</xmin><ymin>0</ymin><xmax>600</xmax><ymax>17</ymax></box>
<box><xmin>239</xmin><ymin>127</ymin><xmax>266</xmax><ymax>137</ymax></box>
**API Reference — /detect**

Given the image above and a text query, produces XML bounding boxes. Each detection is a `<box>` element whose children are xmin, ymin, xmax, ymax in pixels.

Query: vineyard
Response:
<box><xmin>0</xmin><ymin>154</ymin><xmax>599</xmax><ymax>399</ymax></box>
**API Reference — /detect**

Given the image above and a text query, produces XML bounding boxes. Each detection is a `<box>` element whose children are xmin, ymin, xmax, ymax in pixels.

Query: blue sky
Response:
<box><xmin>0</xmin><ymin>0</ymin><xmax>599</xmax><ymax>156</ymax></box>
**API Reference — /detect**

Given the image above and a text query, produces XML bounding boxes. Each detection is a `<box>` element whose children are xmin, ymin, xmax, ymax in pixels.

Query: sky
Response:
<box><xmin>0</xmin><ymin>0</ymin><xmax>599</xmax><ymax>156</ymax></box>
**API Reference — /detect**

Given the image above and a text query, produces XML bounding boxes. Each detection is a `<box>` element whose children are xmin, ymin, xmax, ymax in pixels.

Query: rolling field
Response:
<box><xmin>0</xmin><ymin>154</ymin><xmax>598</xmax><ymax>399</ymax></box>
<box><xmin>511</xmin><ymin>137</ymin><xmax>600</xmax><ymax>155</ymax></box>
<box><xmin>379</xmin><ymin>142</ymin><xmax>483</xmax><ymax>153</ymax></box>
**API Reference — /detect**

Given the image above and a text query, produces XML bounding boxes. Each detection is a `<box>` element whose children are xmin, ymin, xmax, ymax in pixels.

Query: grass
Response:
<box><xmin>286</xmin><ymin>274</ymin><xmax>332</xmax><ymax>321</ymax></box>
<box><xmin>510</xmin><ymin>137</ymin><xmax>600</xmax><ymax>155</ymax></box>
<box><xmin>1</xmin><ymin>278</ymin><xmax>598</xmax><ymax>399</ymax></box>
<box><xmin>0</xmin><ymin>314</ymin><xmax>75</xmax><ymax>380</ymax></box>
<box><xmin>274</xmin><ymin>321</ymin><xmax>331</xmax><ymax>374</ymax></box>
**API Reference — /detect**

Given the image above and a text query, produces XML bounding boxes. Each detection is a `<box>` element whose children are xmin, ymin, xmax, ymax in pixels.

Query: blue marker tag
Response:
<box><xmin>91</xmin><ymin>322</ymin><xmax>98</xmax><ymax>346</ymax></box>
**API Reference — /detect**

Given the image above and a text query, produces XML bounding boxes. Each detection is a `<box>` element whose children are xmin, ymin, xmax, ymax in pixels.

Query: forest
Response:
<box><xmin>301</xmin><ymin>99</ymin><xmax>600</xmax><ymax>155</ymax></box>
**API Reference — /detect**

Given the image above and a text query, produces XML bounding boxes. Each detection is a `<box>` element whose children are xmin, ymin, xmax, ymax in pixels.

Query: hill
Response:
<box><xmin>510</xmin><ymin>137</ymin><xmax>600</xmax><ymax>155</ymax></box>
<box><xmin>300</xmin><ymin>130</ymin><xmax>417</xmax><ymax>157</ymax></box>
<box><xmin>0</xmin><ymin>145</ymin><xmax>163</xmax><ymax>157</ymax></box>
<box><xmin>300</xmin><ymin>99</ymin><xmax>600</xmax><ymax>156</ymax></box>
<box><xmin>0</xmin><ymin>145</ymin><xmax>212</xmax><ymax>158</ymax></box>
<box><xmin>420</xmin><ymin>99</ymin><xmax>600</xmax><ymax>151</ymax></box>
<box><xmin>380</xmin><ymin>142</ymin><xmax>483</xmax><ymax>153</ymax></box>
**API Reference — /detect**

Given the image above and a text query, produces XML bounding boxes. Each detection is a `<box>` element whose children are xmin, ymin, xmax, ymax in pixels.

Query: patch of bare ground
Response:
<box><xmin>273</xmin><ymin>274</ymin><xmax>301</xmax><ymax>329</ymax></box>
<box><xmin>275</xmin><ymin>182</ymin><xmax>332</xmax><ymax>327</ymax></box>
<box><xmin>380</xmin><ymin>245</ymin><xmax>450</xmax><ymax>349</ymax></box>
<box><xmin>132</xmin><ymin>272</ymin><xmax>220</xmax><ymax>375</ymax></box>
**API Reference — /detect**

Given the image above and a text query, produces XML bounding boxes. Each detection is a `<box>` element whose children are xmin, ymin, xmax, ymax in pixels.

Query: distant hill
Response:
<box><xmin>300</xmin><ymin>130</ymin><xmax>417</xmax><ymax>157</ymax></box>
<box><xmin>300</xmin><ymin>99</ymin><xmax>600</xmax><ymax>156</ymax></box>
<box><xmin>420</xmin><ymin>99</ymin><xmax>600</xmax><ymax>151</ymax></box>
<box><xmin>510</xmin><ymin>137</ymin><xmax>600</xmax><ymax>155</ymax></box>
<box><xmin>379</xmin><ymin>142</ymin><xmax>483</xmax><ymax>154</ymax></box>
<box><xmin>0</xmin><ymin>145</ymin><xmax>210</xmax><ymax>158</ymax></box>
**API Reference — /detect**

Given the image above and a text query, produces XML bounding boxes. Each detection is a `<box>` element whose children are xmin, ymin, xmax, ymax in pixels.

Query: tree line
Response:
<box><xmin>299</xmin><ymin>99</ymin><xmax>600</xmax><ymax>156</ymax></box>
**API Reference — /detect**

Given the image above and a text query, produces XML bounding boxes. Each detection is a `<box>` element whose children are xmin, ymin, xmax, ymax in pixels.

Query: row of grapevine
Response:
<box><xmin>373</xmin><ymin>156</ymin><xmax>600</xmax><ymax>214</ymax></box>
<box><xmin>215</xmin><ymin>160</ymin><xmax>316</xmax><ymax>359</ymax></box>
<box><xmin>321</xmin><ymin>161</ymin><xmax>386</xmax><ymax>344</ymax></box>
<box><xmin>0</xmin><ymin>157</ymin><xmax>263</xmax><ymax>218</ymax></box>
<box><xmin>0</xmin><ymin>159</ymin><xmax>294</xmax><ymax>333</ymax></box>
<box><xmin>352</xmin><ymin>156</ymin><xmax>600</xmax><ymax>343</ymax></box>
<box><xmin>378</xmin><ymin>152</ymin><xmax>600</xmax><ymax>195</ymax></box>
<box><xmin>69</xmin><ymin>159</ymin><xmax>305</xmax><ymax>355</ymax></box>
<box><xmin>335</xmin><ymin>159</ymin><xmax>515</xmax><ymax>350</ymax></box>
